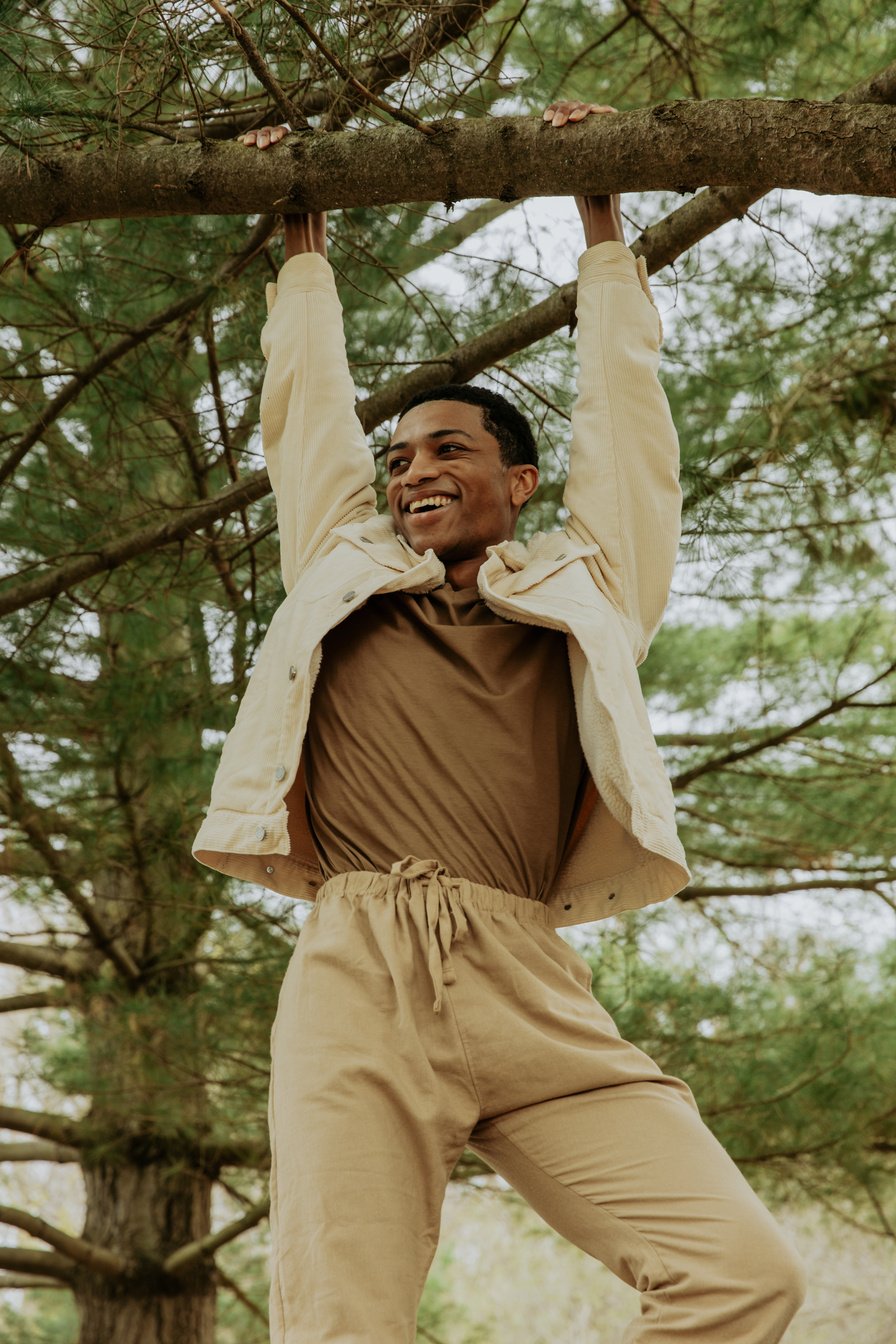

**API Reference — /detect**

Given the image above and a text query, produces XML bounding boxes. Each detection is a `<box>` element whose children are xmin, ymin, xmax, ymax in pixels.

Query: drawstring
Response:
<box><xmin>389</xmin><ymin>856</ymin><xmax>469</xmax><ymax>1013</ymax></box>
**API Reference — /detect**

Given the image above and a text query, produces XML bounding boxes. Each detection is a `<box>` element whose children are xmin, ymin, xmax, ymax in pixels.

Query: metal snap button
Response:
<box><xmin>287</xmin><ymin>665</ymin><xmax>297</xmax><ymax>680</ymax></box>
<box><xmin>342</xmin><ymin>590</ymin><xmax>356</xmax><ymax>603</ymax></box>
<box><xmin>265</xmin><ymin>865</ymin><xmax>275</xmax><ymax>875</ymax></box>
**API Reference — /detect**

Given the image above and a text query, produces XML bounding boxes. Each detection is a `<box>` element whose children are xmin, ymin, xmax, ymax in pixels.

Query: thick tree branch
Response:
<box><xmin>0</xmin><ymin>1273</ymin><xmax>71</xmax><ymax>1288</ymax></box>
<box><xmin>0</xmin><ymin>988</ymin><xmax>70</xmax><ymax>1013</ymax></box>
<box><xmin>0</xmin><ymin>1103</ymin><xmax>85</xmax><ymax>1147</ymax></box>
<box><xmin>4</xmin><ymin>101</ymin><xmax>896</xmax><ymax>227</ymax></box>
<box><xmin>0</xmin><ymin>1249</ymin><xmax>75</xmax><ymax>1282</ymax></box>
<box><xmin>163</xmin><ymin>1198</ymin><xmax>270</xmax><ymax>1275</ymax></box>
<box><xmin>0</xmin><ymin>1206</ymin><xmax>128</xmax><ymax>1277</ymax></box>
<box><xmin>0</xmin><ymin>939</ymin><xmax>94</xmax><ymax>981</ymax></box>
<box><xmin>0</xmin><ymin>1139</ymin><xmax>80</xmax><ymax>1161</ymax></box>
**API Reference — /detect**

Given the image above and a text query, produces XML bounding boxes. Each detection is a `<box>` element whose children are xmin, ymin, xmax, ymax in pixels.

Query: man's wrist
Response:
<box><xmin>577</xmin><ymin>195</ymin><xmax>625</xmax><ymax>249</ymax></box>
<box><xmin>284</xmin><ymin>212</ymin><xmax>328</xmax><ymax>260</ymax></box>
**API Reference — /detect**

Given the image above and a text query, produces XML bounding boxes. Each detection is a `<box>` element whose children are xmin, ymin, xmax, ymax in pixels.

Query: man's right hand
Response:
<box><xmin>239</xmin><ymin>124</ymin><xmax>328</xmax><ymax>261</ymax></box>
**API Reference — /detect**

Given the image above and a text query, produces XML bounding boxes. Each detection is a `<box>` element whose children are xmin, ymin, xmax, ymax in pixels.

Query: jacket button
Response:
<box><xmin>608</xmin><ymin>892</ymin><xmax>617</xmax><ymax>901</ymax></box>
<box><xmin>287</xmin><ymin>665</ymin><xmax>297</xmax><ymax>680</ymax></box>
<box><xmin>265</xmin><ymin>865</ymin><xmax>275</xmax><ymax>875</ymax></box>
<box><xmin>255</xmin><ymin>825</ymin><xmax>266</xmax><ymax>840</ymax></box>
<box><xmin>342</xmin><ymin>590</ymin><xmax>356</xmax><ymax>603</ymax></box>
<box><xmin>274</xmin><ymin>765</ymin><xmax>287</xmax><ymax>781</ymax></box>
<box><xmin>563</xmin><ymin>903</ymin><xmax>572</xmax><ymax>911</ymax></box>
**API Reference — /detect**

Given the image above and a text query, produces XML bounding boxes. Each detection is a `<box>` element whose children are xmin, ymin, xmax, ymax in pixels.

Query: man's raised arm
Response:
<box><xmin>241</xmin><ymin>126</ymin><xmax>377</xmax><ymax>592</ymax></box>
<box><xmin>545</xmin><ymin>102</ymin><xmax>683</xmax><ymax>662</ymax></box>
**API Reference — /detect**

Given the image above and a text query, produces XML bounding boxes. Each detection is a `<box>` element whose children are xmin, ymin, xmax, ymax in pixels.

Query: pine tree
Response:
<box><xmin>1</xmin><ymin>3</ymin><xmax>894</xmax><ymax>1341</ymax></box>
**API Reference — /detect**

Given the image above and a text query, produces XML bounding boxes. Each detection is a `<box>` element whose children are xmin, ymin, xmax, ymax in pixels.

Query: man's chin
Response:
<box><xmin>397</xmin><ymin>514</ymin><xmax>457</xmax><ymax>555</ymax></box>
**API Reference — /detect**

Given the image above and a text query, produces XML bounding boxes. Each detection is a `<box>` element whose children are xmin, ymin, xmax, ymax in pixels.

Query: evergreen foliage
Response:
<box><xmin>0</xmin><ymin>2</ymin><xmax>894</xmax><ymax>1341</ymax></box>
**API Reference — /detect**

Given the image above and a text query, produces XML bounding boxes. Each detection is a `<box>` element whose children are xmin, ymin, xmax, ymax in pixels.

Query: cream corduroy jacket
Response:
<box><xmin>192</xmin><ymin>241</ymin><xmax>691</xmax><ymax>927</ymax></box>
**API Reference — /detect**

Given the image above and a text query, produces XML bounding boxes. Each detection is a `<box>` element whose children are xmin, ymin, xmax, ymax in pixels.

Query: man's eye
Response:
<box><xmin>387</xmin><ymin>458</ymin><xmax>407</xmax><ymax>473</ymax></box>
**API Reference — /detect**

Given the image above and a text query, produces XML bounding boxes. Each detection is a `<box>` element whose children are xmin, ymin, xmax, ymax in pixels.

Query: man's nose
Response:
<box><xmin>403</xmin><ymin>454</ymin><xmax>439</xmax><ymax>485</ymax></box>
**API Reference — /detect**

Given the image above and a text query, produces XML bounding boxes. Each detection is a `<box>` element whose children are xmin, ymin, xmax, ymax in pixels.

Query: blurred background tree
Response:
<box><xmin>0</xmin><ymin>2</ymin><xmax>894</xmax><ymax>1342</ymax></box>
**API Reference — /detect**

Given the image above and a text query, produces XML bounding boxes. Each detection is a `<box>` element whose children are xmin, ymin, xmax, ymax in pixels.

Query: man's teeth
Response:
<box><xmin>408</xmin><ymin>495</ymin><xmax>455</xmax><ymax>514</ymax></box>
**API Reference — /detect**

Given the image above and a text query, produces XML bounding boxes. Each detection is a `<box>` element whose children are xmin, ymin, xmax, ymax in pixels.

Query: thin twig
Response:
<box><xmin>207</xmin><ymin>0</ymin><xmax>310</xmax><ymax>130</ymax></box>
<box><xmin>271</xmin><ymin>0</ymin><xmax>433</xmax><ymax>134</ymax></box>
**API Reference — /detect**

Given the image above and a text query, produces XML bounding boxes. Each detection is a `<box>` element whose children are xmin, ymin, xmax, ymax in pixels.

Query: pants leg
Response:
<box><xmin>267</xmin><ymin>872</ymin><xmax>480</xmax><ymax>1344</ymax></box>
<box><xmin>465</xmin><ymin>951</ymin><xmax>807</xmax><ymax>1344</ymax></box>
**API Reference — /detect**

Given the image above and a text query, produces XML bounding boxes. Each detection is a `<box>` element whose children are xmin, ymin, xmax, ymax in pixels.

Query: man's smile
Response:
<box><xmin>405</xmin><ymin>494</ymin><xmax>458</xmax><ymax>516</ymax></box>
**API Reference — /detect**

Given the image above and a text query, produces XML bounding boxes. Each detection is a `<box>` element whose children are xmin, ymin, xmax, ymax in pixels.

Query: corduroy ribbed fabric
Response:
<box><xmin>192</xmin><ymin>244</ymin><xmax>693</xmax><ymax>928</ymax></box>
<box><xmin>268</xmin><ymin>859</ymin><xmax>806</xmax><ymax>1344</ymax></box>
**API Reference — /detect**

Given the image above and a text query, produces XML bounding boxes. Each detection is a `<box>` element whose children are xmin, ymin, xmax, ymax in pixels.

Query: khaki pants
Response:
<box><xmin>269</xmin><ymin>858</ymin><xmax>805</xmax><ymax>1343</ymax></box>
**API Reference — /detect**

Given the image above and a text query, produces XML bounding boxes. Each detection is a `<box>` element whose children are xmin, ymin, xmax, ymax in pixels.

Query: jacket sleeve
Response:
<box><xmin>563</xmin><ymin>241</ymin><xmax>682</xmax><ymax>663</ymax></box>
<box><xmin>259</xmin><ymin>253</ymin><xmax>377</xmax><ymax>592</ymax></box>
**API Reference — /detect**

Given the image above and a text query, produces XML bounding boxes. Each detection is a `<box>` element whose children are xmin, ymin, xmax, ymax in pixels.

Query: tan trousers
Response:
<box><xmin>269</xmin><ymin>858</ymin><xmax>806</xmax><ymax>1343</ymax></box>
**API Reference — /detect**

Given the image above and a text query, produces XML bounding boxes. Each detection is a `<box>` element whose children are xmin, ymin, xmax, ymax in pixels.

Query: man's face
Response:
<box><xmin>385</xmin><ymin>401</ymin><xmax>538</xmax><ymax>563</ymax></box>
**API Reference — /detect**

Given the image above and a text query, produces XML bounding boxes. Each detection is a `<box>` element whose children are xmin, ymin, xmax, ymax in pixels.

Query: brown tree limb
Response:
<box><xmin>0</xmin><ymin>1104</ymin><xmax>85</xmax><ymax>1147</ymax></box>
<box><xmin>0</xmin><ymin>1249</ymin><xmax>75</xmax><ymax>1283</ymax></box>
<box><xmin>0</xmin><ymin>1273</ymin><xmax>72</xmax><ymax>1288</ymax></box>
<box><xmin>0</xmin><ymin>1206</ymin><xmax>128</xmax><ymax>1277</ymax></box>
<box><xmin>0</xmin><ymin>988</ymin><xmax>70</xmax><ymax>1013</ymax></box>
<box><xmin>162</xmin><ymin>1198</ymin><xmax>270</xmax><ymax>1275</ymax></box>
<box><xmin>0</xmin><ymin>1139</ymin><xmax>80</xmax><ymax>1161</ymax></box>
<box><xmin>4</xmin><ymin>101</ymin><xmax>896</xmax><ymax>228</ymax></box>
<box><xmin>0</xmin><ymin>938</ymin><xmax>94</xmax><ymax>981</ymax></box>
<box><xmin>631</xmin><ymin>58</ymin><xmax>896</xmax><ymax>270</ymax></box>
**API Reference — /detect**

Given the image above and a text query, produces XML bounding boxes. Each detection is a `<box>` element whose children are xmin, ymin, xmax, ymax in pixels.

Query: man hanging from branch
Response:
<box><xmin>192</xmin><ymin>101</ymin><xmax>806</xmax><ymax>1344</ymax></box>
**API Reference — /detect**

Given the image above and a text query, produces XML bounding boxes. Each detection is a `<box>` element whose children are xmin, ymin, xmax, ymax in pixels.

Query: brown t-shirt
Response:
<box><xmin>304</xmin><ymin>583</ymin><xmax>587</xmax><ymax>901</ymax></box>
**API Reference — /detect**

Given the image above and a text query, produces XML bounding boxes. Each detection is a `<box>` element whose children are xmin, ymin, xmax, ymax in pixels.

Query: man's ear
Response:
<box><xmin>510</xmin><ymin>465</ymin><xmax>539</xmax><ymax>508</ymax></box>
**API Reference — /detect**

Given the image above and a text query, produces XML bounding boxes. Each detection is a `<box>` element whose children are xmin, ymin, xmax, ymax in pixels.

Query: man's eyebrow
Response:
<box><xmin>386</xmin><ymin>429</ymin><xmax>475</xmax><ymax>454</ymax></box>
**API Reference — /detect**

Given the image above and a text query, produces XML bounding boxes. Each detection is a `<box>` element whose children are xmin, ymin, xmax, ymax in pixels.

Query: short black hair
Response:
<box><xmin>395</xmin><ymin>383</ymin><xmax>538</xmax><ymax>470</ymax></box>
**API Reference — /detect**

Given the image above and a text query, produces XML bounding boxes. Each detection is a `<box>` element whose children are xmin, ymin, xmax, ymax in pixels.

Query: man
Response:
<box><xmin>192</xmin><ymin>101</ymin><xmax>806</xmax><ymax>1343</ymax></box>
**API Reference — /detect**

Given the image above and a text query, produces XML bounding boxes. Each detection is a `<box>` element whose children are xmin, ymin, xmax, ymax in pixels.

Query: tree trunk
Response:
<box><xmin>75</xmin><ymin>1161</ymin><xmax>215</xmax><ymax>1344</ymax></box>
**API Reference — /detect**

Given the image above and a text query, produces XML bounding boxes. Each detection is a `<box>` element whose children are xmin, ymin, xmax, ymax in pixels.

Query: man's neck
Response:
<box><xmin>444</xmin><ymin>555</ymin><xmax>485</xmax><ymax>590</ymax></box>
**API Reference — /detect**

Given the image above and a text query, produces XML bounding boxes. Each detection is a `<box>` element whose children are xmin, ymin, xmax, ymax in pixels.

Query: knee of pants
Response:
<box><xmin>721</xmin><ymin>1219</ymin><xmax>808</xmax><ymax>1327</ymax></box>
<box><xmin>765</xmin><ymin>1238</ymin><xmax>808</xmax><ymax>1321</ymax></box>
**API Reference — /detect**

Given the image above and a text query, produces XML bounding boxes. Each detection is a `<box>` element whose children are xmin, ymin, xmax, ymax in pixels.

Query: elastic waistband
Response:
<box><xmin>317</xmin><ymin>858</ymin><xmax>551</xmax><ymax>927</ymax></box>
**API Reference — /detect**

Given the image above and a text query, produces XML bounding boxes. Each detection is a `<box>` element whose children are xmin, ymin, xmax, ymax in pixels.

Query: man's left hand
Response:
<box><xmin>542</xmin><ymin>101</ymin><xmax>625</xmax><ymax>248</ymax></box>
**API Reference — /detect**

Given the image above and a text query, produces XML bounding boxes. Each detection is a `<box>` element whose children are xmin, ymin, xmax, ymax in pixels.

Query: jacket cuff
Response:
<box><xmin>264</xmin><ymin>253</ymin><xmax>337</xmax><ymax>315</ymax></box>
<box><xmin>577</xmin><ymin>242</ymin><xmax>662</xmax><ymax>341</ymax></box>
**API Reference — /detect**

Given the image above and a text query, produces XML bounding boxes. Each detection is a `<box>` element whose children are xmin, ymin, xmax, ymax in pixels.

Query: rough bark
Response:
<box><xmin>74</xmin><ymin>1162</ymin><xmax>215</xmax><ymax>1344</ymax></box>
<box><xmin>4</xmin><ymin>100</ymin><xmax>895</xmax><ymax>227</ymax></box>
